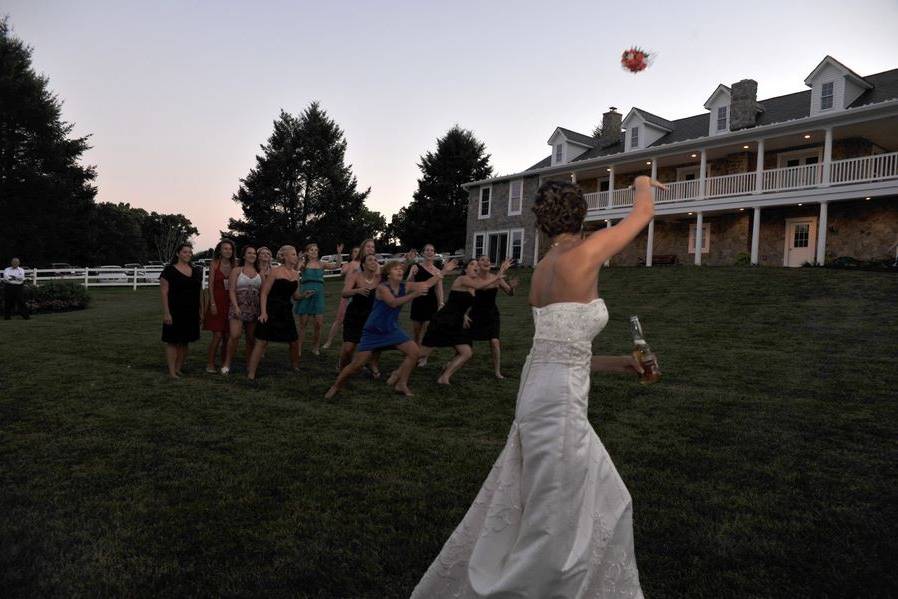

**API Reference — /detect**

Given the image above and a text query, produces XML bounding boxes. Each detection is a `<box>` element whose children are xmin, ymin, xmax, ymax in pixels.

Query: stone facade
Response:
<box><xmin>465</xmin><ymin>175</ymin><xmax>540</xmax><ymax>265</ymax></box>
<box><xmin>823</xmin><ymin>198</ymin><xmax>898</xmax><ymax>262</ymax></box>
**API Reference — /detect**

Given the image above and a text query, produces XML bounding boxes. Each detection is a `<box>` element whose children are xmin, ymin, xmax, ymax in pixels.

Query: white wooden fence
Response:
<box><xmin>8</xmin><ymin>267</ymin><xmax>343</xmax><ymax>289</ymax></box>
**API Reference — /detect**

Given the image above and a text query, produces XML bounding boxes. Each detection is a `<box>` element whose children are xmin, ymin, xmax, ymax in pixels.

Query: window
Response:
<box><xmin>479</xmin><ymin>187</ymin><xmax>491</xmax><ymax>219</ymax></box>
<box><xmin>717</xmin><ymin>106</ymin><xmax>728</xmax><ymax>131</ymax></box>
<box><xmin>508</xmin><ymin>179</ymin><xmax>523</xmax><ymax>215</ymax></box>
<box><xmin>555</xmin><ymin>143</ymin><xmax>564</xmax><ymax>164</ymax></box>
<box><xmin>793</xmin><ymin>223</ymin><xmax>810</xmax><ymax>248</ymax></box>
<box><xmin>688</xmin><ymin>223</ymin><xmax>710</xmax><ymax>254</ymax></box>
<box><xmin>821</xmin><ymin>81</ymin><xmax>834</xmax><ymax>110</ymax></box>
<box><xmin>630</xmin><ymin>126</ymin><xmax>639</xmax><ymax>148</ymax></box>
<box><xmin>510</xmin><ymin>229</ymin><xmax>524</xmax><ymax>262</ymax></box>
<box><xmin>473</xmin><ymin>233</ymin><xmax>485</xmax><ymax>258</ymax></box>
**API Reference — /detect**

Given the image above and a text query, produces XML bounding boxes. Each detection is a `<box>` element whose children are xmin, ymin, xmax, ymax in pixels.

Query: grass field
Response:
<box><xmin>1</xmin><ymin>267</ymin><xmax>896</xmax><ymax>598</ymax></box>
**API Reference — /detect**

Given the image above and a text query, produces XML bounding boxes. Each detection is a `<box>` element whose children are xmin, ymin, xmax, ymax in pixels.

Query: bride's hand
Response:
<box><xmin>634</xmin><ymin>175</ymin><xmax>668</xmax><ymax>192</ymax></box>
<box><xmin>623</xmin><ymin>355</ymin><xmax>645</xmax><ymax>375</ymax></box>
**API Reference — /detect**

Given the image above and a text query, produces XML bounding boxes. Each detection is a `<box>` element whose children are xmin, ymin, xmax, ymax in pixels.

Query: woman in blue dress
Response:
<box><xmin>293</xmin><ymin>242</ymin><xmax>343</xmax><ymax>357</ymax></box>
<box><xmin>325</xmin><ymin>258</ymin><xmax>456</xmax><ymax>399</ymax></box>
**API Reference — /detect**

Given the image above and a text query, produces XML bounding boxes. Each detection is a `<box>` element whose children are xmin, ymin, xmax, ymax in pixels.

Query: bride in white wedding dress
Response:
<box><xmin>411</xmin><ymin>176</ymin><xmax>666</xmax><ymax>599</ymax></box>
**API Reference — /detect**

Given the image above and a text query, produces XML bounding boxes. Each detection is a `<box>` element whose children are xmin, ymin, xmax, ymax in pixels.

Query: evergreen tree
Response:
<box><xmin>89</xmin><ymin>203</ymin><xmax>147</xmax><ymax>265</ymax></box>
<box><xmin>0</xmin><ymin>18</ymin><xmax>97</xmax><ymax>265</ymax></box>
<box><xmin>228</xmin><ymin>103</ymin><xmax>383</xmax><ymax>250</ymax></box>
<box><xmin>391</xmin><ymin>126</ymin><xmax>492</xmax><ymax>251</ymax></box>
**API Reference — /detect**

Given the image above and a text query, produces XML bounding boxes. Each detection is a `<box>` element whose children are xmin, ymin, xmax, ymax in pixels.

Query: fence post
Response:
<box><xmin>32</xmin><ymin>269</ymin><xmax>37</xmax><ymax>285</ymax></box>
<box><xmin>84</xmin><ymin>267</ymin><xmax>89</xmax><ymax>288</ymax></box>
<box><xmin>133</xmin><ymin>267</ymin><xmax>138</xmax><ymax>290</ymax></box>
<box><xmin>202</xmin><ymin>267</ymin><xmax>208</xmax><ymax>290</ymax></box>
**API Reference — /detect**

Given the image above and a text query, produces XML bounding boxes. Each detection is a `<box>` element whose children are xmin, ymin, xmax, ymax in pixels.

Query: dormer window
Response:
<box><xmin>821</xmin><ymin>81</ymin><xmax>834</xmax><ymax>110</ymax></box>
<box><xmin>630</xmin><ymin>126</ymin><xmax>639</xmax><ymax>148</ymax></box>
<box><xmin>717</xmin><ymin>106</ymin><xmax>728</xmax><ymax>131</ymax></box>
<box><xmin>554</xmin><ymin>143</ymin><xmax>563</xmax><ymax>164</ymax></box>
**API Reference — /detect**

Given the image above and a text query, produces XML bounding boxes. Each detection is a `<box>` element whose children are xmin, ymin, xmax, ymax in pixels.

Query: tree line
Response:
<box><xmin>2</xmin><ymin>16</ymin><xmax>496</xmax><ymax>267</ymax></box>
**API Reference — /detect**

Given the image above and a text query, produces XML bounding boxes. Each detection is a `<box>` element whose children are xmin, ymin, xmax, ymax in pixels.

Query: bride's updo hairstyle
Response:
<box><xmin>532</xmin><ymin>181</ymin><xmax>587</xmax><ymax>237</ymax></box>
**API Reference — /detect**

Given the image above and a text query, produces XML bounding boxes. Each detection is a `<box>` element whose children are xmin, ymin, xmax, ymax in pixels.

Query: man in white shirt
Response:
<box><xmin>3</xmin><ymin>257</ymin><xmax>30</xmax><ymax>320</ymax></box>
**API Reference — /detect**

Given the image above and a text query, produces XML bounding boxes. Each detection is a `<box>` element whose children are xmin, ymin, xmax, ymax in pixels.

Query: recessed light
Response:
<box><xmin>743</xmin><ymin>145</ymin><xmax>749</xmax><ymax>149</ymax></box>
<box><xmin>798</xmin><ymin>203</ymin><xmax>803</xmax><ymax>206</ymax></box>
<box><xmin>688</xmin><ymin>212</ymin><xmax>693</xmax><ymax>215</ymax></box>
<box><xmin>606</xmin><ymin>168</ymin><xmax>611</xmax><ymax>172</ymax></box>
<box><xmin>604</xmin><ymin>219</ymin><xmax>610</xmax><ymax>223</ymax></box>
<box><xmin>739</xmin><ymin>208</ymin><xmax>745</xmax><ymax>211</ymax></box>
<box><xmin>803</xmin><ymin>134</ymin><xmax>811</xmax><ymax>139</ymax></box>
<box><xmin>865</xmin><ymin>197</ymin><xmax>871</xmax><ymax>200</ymax></box>
<box><xmin>645</xmin><ymin>161</ymin><xmax>652</xmax><ymax>165</ymax></box>
<box><xmin>691</xmin><ymin>153</ymin><xmax>697</xmax><ymax>158</ymax></box>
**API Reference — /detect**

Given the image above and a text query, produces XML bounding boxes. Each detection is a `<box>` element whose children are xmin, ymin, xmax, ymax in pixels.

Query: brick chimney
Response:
<box><xmin>730</xmin><ymin>79</ymin><xmax>759</xmax><ymax>130</ymax></box>
<box><xmin>600</xmin><ymin>107</ymin><xmax>622</xmax><ymax>145</ymax></box>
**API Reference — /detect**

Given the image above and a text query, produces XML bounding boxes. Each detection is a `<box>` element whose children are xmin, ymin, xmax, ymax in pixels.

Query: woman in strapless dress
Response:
<box><xmin>411</xmin><ymin>176</ymin><xmax>666</xmax><ymax>598</ymax></box>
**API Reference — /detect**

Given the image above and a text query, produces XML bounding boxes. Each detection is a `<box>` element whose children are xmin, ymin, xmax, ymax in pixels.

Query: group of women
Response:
<box><xmin>158</xmin><ymin>237</ymin><xmax>517</xmax><ymax>395</ymax></box>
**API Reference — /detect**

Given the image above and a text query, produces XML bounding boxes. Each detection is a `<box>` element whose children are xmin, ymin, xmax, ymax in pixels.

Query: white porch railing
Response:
<box><xmin>705</xmin><ymin>171</ymin><xmax>756</xmax><ymax>198</ymax></box>
<box><xmin>830</xmin><ymin>151</ymin><xmax>898</xmax><ymax>185</ymax></box>
<box><xmin>584</xmin><ymin>151</ymin><xmax>898</xmax><ymax>212</ymax></box>
<box><xmin>762</xmin><ymin>163</ymin><xmax>822</xmax><ymax>192</ymax></box>
<box><xmin>584</xmin><ymin>190</ymin><xmax>610</xmax><ymax>209</ymax></box>
<box><xmin>655</xmin><ymin>179</ymin><xmax>700</xmax><ymax>203</ymax></box>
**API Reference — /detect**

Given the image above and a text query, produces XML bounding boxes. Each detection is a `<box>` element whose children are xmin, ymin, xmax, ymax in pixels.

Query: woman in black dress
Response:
<box><xmin>339</xmin><ymin>253</ymin><xmax>380</xmax><ymax>370</ymax></box>
<box><xmin>407</xmin><ymin>243</ymin><xmax>445</xmax><ymax>348</ymax></box>
<box><xmin>246</xmin><ymin>245</ymin><xmax>314</xmax><ymax>379</ymax></box>
<box><xmin>159</xmin><ymin>242</ymin><xmax>203</xmax><ymax>378</ymax></box>
<box><xmin>468</xmin><ymin>254</ymin><xmax>519</xmax><ymax>379</ymax></box>
<box><xmin>419</xmin><ymin>258</ymin><xmax>512</xmax><ymax>385</ymax></box>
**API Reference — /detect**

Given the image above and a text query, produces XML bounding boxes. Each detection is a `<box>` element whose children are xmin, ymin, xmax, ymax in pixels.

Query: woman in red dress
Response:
<box><xmin>204</xmin><ymin>238</ymin><xmax>236</xmax><ymax>372</ymax></box>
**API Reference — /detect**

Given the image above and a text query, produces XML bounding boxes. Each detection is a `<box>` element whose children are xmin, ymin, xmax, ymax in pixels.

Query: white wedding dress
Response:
<box><xmin>411</xmin><ymin>299</ymin><xmax>644</xmax><ymax>598</ymax></box>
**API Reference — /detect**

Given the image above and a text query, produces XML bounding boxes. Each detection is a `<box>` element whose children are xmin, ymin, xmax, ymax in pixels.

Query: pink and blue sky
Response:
<box><xmin>6</xmin><ymin>0</ymin><xmax>898</xmax><ymax>249</ymax></box>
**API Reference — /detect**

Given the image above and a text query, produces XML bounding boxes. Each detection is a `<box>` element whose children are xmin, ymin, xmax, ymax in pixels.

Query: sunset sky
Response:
<box><xmin>7</xmin><ymin>0</ymin><xmax>898</xmax><ymax>249</ymax></box>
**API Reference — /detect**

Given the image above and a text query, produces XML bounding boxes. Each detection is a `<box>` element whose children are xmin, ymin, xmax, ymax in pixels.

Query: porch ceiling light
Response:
<box><xmin>798</xmin><ymin>203</ymin><xmax>803</xmax><ymax>206</ymax></box>
<box><xmin>803</xmin><ymin>134</ymin><xmax>811</xmax><ymax>139</ymax></box>
<box><xmin>606</xmin><ymin>168</ymin><xmax>611</xmax><ymax>172</ymax></box>
<box><xmin>865</xmin><ymin>196</ymin><xmax>871</xmax><ymax>200</ymax></box>
<box><xmin>688</xmin><ymin>212</ymin><xmax>693</xmax><ymax>215</ymax></box>
<box><xmin>691</xmin><ymin>153</ymin><xmax>697</xmax><ymax>158</ymax></box>
<box><xmin>645</xmin><ymin>161</ymin><xmax>652</xmax><ymax>165</ymax></box>
<box><xmin>739</xmin><ymin>208</ymin><xmax>745</xmax><ymax>211</ymax></box>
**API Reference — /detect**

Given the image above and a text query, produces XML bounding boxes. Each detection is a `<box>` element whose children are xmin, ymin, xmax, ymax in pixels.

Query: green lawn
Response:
<box><xmin>1</xmin><ymin>267</ymin><xmax>896</xmax><ymax>598</ymax></box>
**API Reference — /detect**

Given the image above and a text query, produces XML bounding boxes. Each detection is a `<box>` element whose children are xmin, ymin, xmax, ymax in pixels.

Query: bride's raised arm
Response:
<box><xmin>574</xmin><ymin>176</ymin><xmax>666</xmax><ymax>268</ymax></box>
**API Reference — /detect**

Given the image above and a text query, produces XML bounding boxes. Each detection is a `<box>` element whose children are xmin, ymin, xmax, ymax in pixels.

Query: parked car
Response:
<box><xmin>50</xmin><ymin>262</ymin><xmax>79</xmax><ymax>277</ymax></box>
<box><xmin>96</xmin><ymin>265</ymin><xmax>128</xmax><ymax>283</ymax></box>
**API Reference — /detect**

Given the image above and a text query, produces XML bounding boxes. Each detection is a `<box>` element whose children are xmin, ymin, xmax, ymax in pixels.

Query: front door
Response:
<box><xmin>784</xmin><ymin>218</ymin><xmax>817</xmax><ymax>267</ymax></box>
<box><xmin>488</xmin><ymin>232</ymin><xmax>509</xmax><ymax>266</ymax></box>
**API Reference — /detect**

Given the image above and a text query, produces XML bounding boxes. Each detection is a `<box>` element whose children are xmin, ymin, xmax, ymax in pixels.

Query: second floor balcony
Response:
<box><xmin>573</xmin><ymin>113</ymin><xmax>898</xmax><ymax>216</ymax></box>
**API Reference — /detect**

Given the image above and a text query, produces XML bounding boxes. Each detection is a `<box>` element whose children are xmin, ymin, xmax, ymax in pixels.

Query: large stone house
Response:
<box><xmin>464</xmin><ymin>56</ymin><xmax>898</xmax><ymax>267</ymax></box>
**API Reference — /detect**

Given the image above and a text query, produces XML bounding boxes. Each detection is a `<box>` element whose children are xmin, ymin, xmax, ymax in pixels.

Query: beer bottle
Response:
<box><xmin>629</xmin><ymin>315</ymin><xmax>661</xmax><ymax>384</ymax></box>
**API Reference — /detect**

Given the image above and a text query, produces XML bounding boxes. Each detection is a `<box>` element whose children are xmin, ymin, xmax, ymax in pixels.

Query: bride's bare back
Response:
<box><xmin>529</xmin><ymin>176</ymin><xmax>666</xmax><ymax>308</ymax></box>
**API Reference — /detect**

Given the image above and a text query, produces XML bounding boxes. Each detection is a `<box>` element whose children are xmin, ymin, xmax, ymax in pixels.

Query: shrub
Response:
<box><xmin>0</xmin><ymin>281</ymin><xmax>91</xmax><ymax>314</ymax></box>
<box><xmin>734</xmin><ymin>252</ymin><xmax>751</xmax><ymax>266</ymax></box>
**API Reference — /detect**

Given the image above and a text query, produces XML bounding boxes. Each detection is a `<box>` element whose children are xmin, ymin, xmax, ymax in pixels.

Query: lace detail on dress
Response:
<box><xmin>528</xmin><ymin>338</ymin><xmax>592</xmax><ymax>365</ymax></box>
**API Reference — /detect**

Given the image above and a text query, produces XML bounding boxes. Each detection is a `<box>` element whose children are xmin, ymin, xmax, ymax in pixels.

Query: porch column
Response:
<box><xmin>751</xmin><ymin>207</ymin><xmax>761</xmax><ymax>265</ymax></box>
<box><xmin>607</xmin><ymin>167</ymin><xmax>615</xmax><ymax>209</ymax></box>
<box><xmin>754</xmin><ymin>139</ymin><xmax>765</xmax><ymax>193</ymax></box>
<box><xmin>646</xmin><ymin>218</ymin><xmax>655</xmax><ymax>267</ymax></box>
<box><xmin>650</xmin><ymin>159</ymin><xmax>658</xmax><ymax>198</ymax></box>
<box><xmin>604</xmin><ymin>220</ymin><xmax>612</xmax><ymax>267</ymax></box>
<box><xmin>532</xmin><ymin>227</ymin><xmax>540</xmax><ymax>266</ymax></box>
<box><xmin>816</xmin><ymin>202</ymin><xmax>828</xmax><ymax>265</ymax></box>
<box><xmin>822</xmin><ymin>127</ymin><xmax>833</xmax><ymax>186</ymax></box>
<box><xmin>698</xmin><ymin>149</ymin><xmax>707</xmax><ymax>198</ymax></box>
<box><xmin>694</xmin><ymin>212</ymin><xmax>704</xmax><ymax>265</ymax></box>
<box><xmin>571</xmin><ymin>171</ymin><xmax>577</xmax><ymax>184</ymax></box>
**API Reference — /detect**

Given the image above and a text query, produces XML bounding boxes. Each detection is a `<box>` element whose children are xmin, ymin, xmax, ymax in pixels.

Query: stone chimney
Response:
<box><xmin>730</xmin><ymin>79</ymin><xmax>759</xmax><ymax>130</ymax></box>
<box><xmin>600</xmin><ymin>107</ymin><xmax>622</xmax><ymax>145</ymax></box>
